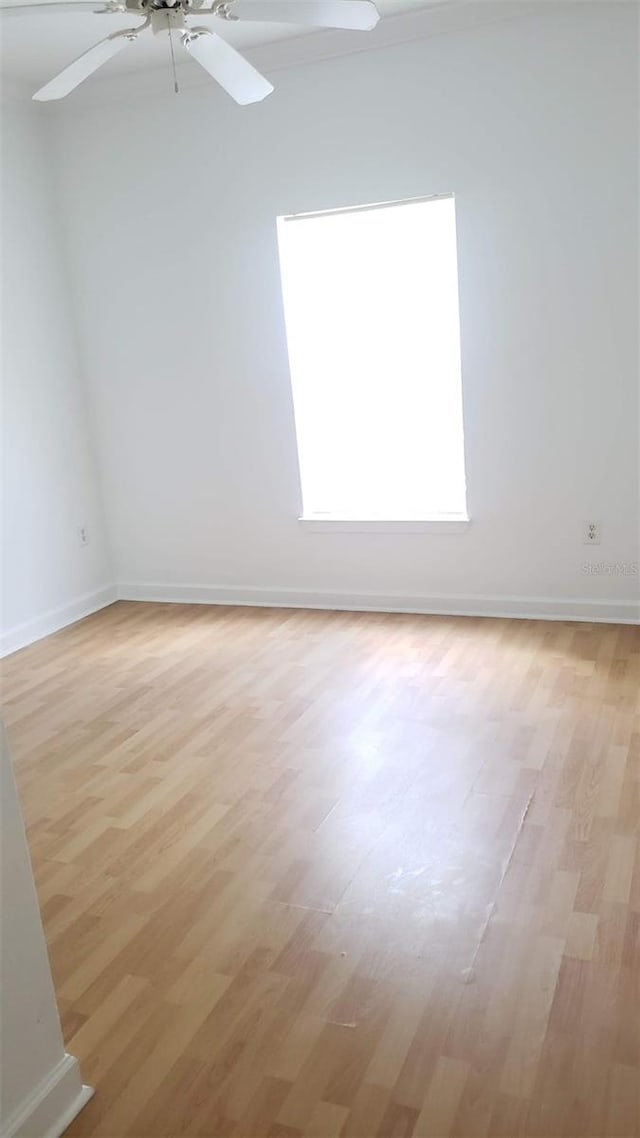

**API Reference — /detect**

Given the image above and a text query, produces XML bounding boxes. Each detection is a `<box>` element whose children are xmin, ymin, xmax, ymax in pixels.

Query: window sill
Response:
<box><xmin>298</xmin><ymin>516</ymin><xmax>471</xmax><ymax>534</ymax></box>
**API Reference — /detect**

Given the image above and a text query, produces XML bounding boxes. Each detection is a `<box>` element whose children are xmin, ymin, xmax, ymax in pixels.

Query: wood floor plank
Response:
<box><xmin>2</xmin><ymin>601</ymin><xmax>639</xmax><ymax>1137</ymax></box>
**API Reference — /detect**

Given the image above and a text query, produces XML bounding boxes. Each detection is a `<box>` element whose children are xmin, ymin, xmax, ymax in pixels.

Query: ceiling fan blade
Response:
<box><xmin>183</xmin><ymin>29</ymin><xmax>273</xmax><ymax>104</ymax></box>
<box><xmin>227</xmin><ymin>0</ymin><xmax>379</xmax><ymax>31</ymax></box>
<box><xmin>0</xmin><ymin>1</ymin><xmax>123</xmax><ymax>13</ymax></box>
<box><xmin>32</xmin><ymin>27</ymin><xmax>140</xmax><ymax>100</ymax></box>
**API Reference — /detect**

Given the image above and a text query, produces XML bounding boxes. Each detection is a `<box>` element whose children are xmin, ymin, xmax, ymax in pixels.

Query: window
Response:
<box><xmin>277</xmin><ymin>195</ymin><xmax>468</xmax><ymax>530</ymax></box>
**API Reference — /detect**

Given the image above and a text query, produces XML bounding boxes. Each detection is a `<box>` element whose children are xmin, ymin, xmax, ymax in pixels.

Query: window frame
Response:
<box><xmin>278</xmin><ymin>193</ymin><xmax>470</xmax><ymax>534</ymax></box>
<box><xmin>297</xmin><ymin>517</ymin><xmax>470</xmax><ymax>533</ymax></box>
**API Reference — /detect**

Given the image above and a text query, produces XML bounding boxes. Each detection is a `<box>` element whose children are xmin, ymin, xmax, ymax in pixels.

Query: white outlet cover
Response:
<box><xmin>583</xmin><ymin>521</ymin><xmax>601</xmax><ymax>545</ymax></box>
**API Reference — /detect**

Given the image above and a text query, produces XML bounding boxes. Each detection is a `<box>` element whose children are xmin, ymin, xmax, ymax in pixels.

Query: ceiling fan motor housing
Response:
<box><xmin>151</xmin><ymin>7</ymin><xmax>186</xmax><ymax>33</ymax></box>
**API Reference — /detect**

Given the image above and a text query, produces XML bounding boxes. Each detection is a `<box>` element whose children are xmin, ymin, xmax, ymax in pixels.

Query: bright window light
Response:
<box><xmin>277</xmin><ymin>195</ymin><xmax>468</xmax><ymax>522</ymax></box>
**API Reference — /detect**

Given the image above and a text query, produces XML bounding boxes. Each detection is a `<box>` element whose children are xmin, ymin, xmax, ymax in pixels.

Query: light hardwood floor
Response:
<box><xmin>2</xmin><ymin>602</ymin><xmax>639</xmax><ymax>1138</ymax></box>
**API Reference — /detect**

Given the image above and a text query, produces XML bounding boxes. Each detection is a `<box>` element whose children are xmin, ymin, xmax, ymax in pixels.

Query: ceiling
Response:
<box><xmin>0</xmin><ymin>0</ymin><xmax>444</xmax><ymax>84</ymax></box>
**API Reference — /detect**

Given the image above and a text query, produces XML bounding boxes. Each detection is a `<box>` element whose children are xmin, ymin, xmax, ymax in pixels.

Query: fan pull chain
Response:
<box><xmin>167</xmin><ymin>22</ymin><xmax>179</xmax><ymax>94</ymax></box>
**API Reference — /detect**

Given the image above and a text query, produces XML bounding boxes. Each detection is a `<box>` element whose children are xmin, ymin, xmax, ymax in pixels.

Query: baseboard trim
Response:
<box><xmin>117</xmin><ymin>583</ymin><xmax>639</xmax><ymax>625</ymax></box>
<box><xmin>1</xmin><ymin>586</ymin><xmax>117</xmax><ymax>658</ymax></box>
<box><xmin>0</xmin><ymin>1053</ymin><xmax>93</xmax><ymax>1138</ymax></box>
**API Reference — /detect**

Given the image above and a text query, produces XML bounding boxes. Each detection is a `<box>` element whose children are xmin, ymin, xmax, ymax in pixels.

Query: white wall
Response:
<box><xmin>49</xmin><ymin>1</ymin><xmax>639</xmax><ymax>621</ymax></box>
<box><xmin>0</xmin><ymin>87</ymin><xmax>113</xmax><ymax>655</ymax></box>
<box><xmin>0</xmin><ymin>728</ymin><xmax>92</xmax><ymax>1138</ymax></box>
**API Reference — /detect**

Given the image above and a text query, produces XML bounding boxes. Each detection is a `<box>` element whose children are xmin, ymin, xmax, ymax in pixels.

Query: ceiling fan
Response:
<box><xmin>0</xmin><ymin>0</ymin><xmax>380</xmax><ymax>103</ymax></box>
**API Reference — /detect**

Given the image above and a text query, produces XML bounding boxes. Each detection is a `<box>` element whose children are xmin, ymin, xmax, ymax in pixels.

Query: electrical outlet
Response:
<box><xmin>78</xmin><ymin>525</ymin><xmax>89</xmax><ymax>547</ymax></box>
<box><xmin>583</xmin><ymin>520</ymin><xmax>601</xmax><ymax>545</ymax></box>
